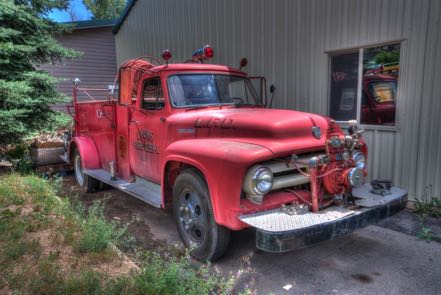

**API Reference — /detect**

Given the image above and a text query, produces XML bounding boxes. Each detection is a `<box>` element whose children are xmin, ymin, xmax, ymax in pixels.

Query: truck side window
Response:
<box><xmin>142</xmin><ymin>77</ymin><xmax>164</xmax><ymax>110</ymax></box>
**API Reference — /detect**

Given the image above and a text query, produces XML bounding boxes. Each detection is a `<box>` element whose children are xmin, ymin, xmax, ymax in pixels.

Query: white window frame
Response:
<box><xmin>327</xmin><ymin>40</ymin><xmax>403</xmax><ymax>132</ymax></box>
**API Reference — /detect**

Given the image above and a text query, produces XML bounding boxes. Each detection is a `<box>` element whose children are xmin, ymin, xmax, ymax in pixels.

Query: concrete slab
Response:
<box><xmin>218</xmin><ymin>226</ymin><xmax>441</xmax><ymax>294</ymax></box>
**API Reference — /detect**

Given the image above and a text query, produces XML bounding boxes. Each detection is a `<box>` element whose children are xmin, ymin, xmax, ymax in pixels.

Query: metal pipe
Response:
<box><xmin>73</xmin><ymin>85</ymin><xmax>79</xmax><ymax>137</ymax></box>
<box><xmin>272</xmin><ymin>174</ymin><xmax>310</xmax><ymax>190</ymax></box>
<box><xmin>310</xmin><ymin>167</ymin><xmax>319</xmax><ymax>213</ymax></box>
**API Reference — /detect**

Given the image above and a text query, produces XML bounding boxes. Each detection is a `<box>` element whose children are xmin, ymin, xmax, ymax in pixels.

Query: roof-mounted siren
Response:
<box><xmin>192</xmin><ymin>45</ymin><xmax>214</xmax><ymax>63</ymax></box>
<box><xmin>162</xmin><ymin>49</ymin><xmax>172</xmax><ymax>65</ymax></box>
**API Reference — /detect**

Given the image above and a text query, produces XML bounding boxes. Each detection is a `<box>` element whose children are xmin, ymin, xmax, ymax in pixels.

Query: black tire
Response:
<box><xmin>73</xmin><ymin>149</ymin><xmax>99</xmax><ymax>193</ymax></box>
<box><xmin>173</xmin><ymin>169</ymin><xmax>230</xmax><ymax>261</ymax></box>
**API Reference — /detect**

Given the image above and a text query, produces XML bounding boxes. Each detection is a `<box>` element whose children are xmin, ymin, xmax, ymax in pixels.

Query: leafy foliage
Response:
<box><xmin>374</xmin><ymin>49</ymin><xmax>400</xmax><ymax>64</ymax></box>
<box><xmin>83</xmin><ymin>0</ymin><xmax>126</xmax><ymax>20</ymax></box>
<box><xmin>0</xmin><ymin>0</ymin><xmax>78</xmax><ymax>150</ymax></box>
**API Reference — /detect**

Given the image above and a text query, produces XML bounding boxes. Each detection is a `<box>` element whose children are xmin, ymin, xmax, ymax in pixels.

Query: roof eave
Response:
<box><xmin>113</xmin><ymin>0</ymin><xmax>137</xmax><ymax>34</ymax></box>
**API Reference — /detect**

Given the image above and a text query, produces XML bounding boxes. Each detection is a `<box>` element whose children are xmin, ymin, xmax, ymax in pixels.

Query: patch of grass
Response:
<box><xmin>62</xmin><ymin>271</ymin><xmax>103</xmax><ymax>295</ymax></box>
<box><xmin>0</xmin><ymin>173</ymin><xmax>241</xmax><ymax>294</ymax></box>
<box><xmin>4</xmin><ymin>239</ymin><xmax>41</xmax><ymax>260</ymax></box>
<box><xmin>28</xmin><ymin>258</ymin><xmax>64</xmax><ymax>295</ymax></box>
<box><xmin>76</xmin><ymin>202</ymin><xmax>127</xmax><ymax>254</ymax></box>
<box><xmin>127</xmin><ymin>252</ymin><xmax>235</xmax><ymax>295</ymax></box>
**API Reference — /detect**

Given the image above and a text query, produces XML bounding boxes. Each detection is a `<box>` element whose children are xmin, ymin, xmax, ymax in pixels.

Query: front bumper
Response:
<box><xmin>239</xmin><ymin>184</ymin><xmax>407</xmax><ymax>253</ymax></box>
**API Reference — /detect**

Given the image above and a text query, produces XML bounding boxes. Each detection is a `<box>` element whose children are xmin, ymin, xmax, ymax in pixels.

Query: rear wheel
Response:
<box><xmin>173</xmin><ymin>169</ymin><xmax>230</xmax><ymax>261</ymax></box>
<box><xmin>74</xmin><ymin>149</ymin><xmax>98</xmax><ymax>193</ymax></box>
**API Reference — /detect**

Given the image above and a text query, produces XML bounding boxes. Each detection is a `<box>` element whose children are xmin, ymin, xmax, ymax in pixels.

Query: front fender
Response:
<box><xmin>71</xmin><ymin>136</ymin><xmax>101</xmax><ymax>169</ymax></box>
<box><xmin>164</xmin><ymin>139</ymin><xmax>273</xmax><ymax>230</ymax></box>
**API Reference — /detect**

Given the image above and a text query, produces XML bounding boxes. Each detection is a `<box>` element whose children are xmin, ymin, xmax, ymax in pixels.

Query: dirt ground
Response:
<box><xmin>61</xmin><ymin>175</ymin><xmax>182</xmax><ymax>255</ymax></box>
<box><xmin>61</xmin><ymin>174</ymin><xmax>441</xmax><ymax>295</ymax></box>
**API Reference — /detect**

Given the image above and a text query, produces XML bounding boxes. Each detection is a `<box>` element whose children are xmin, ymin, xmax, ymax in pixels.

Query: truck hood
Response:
<box><xmin>167</xmin><ymin>107</ymin><xmax>330</xmax><ymax>156</ymax></box>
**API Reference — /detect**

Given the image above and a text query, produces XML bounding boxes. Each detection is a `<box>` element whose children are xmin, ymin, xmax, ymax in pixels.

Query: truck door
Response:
<box><xmin>115</xmin><ymin>69</ymin><xmax>135</xmax><ymax>181</ymax></box>
<box><xmin>129</xmin><ymin>76</ymin><xmax>167</xmax><ymax>183</ymax></box>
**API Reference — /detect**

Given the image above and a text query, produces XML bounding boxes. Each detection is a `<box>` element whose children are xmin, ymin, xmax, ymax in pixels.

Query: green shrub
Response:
<box><xmin>3</xmin><ymin>144</ymin><xmax>33</xmax><ymax>174</ymax></box>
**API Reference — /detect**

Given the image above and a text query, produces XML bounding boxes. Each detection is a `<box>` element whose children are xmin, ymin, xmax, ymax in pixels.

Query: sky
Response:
<box><xmin>48</xmin><ymin>0</ymin><xmax>92</xmax><ymax>22</ymax></box>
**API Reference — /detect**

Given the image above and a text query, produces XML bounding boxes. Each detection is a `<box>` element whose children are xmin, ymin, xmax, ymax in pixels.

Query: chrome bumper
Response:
<box><xmin>239</xmin><ymin>184</ymin><xmax>408</xmax><ymax>252</ymax></box>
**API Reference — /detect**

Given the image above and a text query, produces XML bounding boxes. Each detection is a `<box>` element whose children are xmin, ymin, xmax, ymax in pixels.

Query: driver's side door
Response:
<box><xmin>129</xmin><ymin>76</ymin><xmax>167</xmax><ymax>183</ymax></box>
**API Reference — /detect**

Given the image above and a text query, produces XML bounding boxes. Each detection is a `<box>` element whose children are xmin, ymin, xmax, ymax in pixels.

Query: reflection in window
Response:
<box><xmin>329</xmin><ymin>52</ymin><xmax>359</xmax><ymax>121</ymax></box>
<box><xmin>361</xmin><ymin>44</ymin><xmax>400</xmax><ymax>125</ymax></box>
<box><xmin>329</xmin><ymin>43</ymin><xmax>400</xmax><ymax>126</ymax></box>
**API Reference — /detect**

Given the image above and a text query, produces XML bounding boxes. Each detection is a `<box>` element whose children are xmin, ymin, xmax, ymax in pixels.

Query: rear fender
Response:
<box><xmin>71</xmin><ymin>136</ymin><xmax>101</xmax><ymax>169</ymax></box>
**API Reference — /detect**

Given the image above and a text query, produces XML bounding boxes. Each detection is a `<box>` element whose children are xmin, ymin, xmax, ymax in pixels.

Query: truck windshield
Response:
<box><xmin>167</xmin><ymin>74</ymin><xmax>262</xmax><ymax>108</ymax></box>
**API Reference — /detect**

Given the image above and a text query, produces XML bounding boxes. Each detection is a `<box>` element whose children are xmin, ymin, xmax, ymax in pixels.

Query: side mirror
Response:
<box><xmin>269</xmin><ymin>84</ymin><xmax>276</xmax><ymax>108</ymax></box>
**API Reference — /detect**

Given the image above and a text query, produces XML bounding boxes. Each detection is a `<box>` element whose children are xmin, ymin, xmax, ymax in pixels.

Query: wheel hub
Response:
<box><xmin>178</xmin><ymin>190</ymin><xmax>206</xmax><ymax>243</ymax></box>
<box><xmin>180</xmin><ymin>204</ymin><xmax>196</xmax><ymax>229</ymax></box>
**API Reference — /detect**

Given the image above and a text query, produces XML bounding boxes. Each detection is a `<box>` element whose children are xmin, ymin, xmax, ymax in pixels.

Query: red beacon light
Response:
<box><xmin>162</xmin><ymin>49</ymin><xmax>172</xmax><ymax>64</ymax></box>
<box><xmin>192</xmin><ymin>45</ymin><xmax>214</xmax><ymax>62</ymax></box>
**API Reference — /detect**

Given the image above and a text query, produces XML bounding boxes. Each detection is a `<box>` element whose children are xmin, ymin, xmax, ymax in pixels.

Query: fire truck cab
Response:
<box><xmin>64</xmin><ymin>46</ymin><xmax>407</xmax><ymax>261</ymax></box>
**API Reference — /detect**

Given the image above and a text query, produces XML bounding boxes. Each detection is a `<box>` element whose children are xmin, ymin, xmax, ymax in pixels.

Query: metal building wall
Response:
<box><xmin>115</xmin><ymin>0</ymin><xmax>441</xmax><ymax>201</ymax></box>
<box><xmin>43</xmin><ymin>26</ymin><xmax>117</xmax><ymax>101</ymax></box>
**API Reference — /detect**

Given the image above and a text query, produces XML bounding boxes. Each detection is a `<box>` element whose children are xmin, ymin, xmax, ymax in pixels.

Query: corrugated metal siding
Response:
<box><xmin>42</xmin><ymin>27</ymin><xmax>117</xmax><ymax>101</ymax></box>
<box><xmin>115</xmin><ymin>0</ymin><xmax>441</xmax><ymax>201</ymax></box>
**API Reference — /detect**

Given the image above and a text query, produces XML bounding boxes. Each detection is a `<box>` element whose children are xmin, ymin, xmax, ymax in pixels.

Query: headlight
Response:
<box><xmin>352</xmin><ymin>151</ymin><xmax>366</xmax><ymax>169</ymax></box>
<box><xmin>347</xmin><ymin>167</ymin><xmax>365</xmax><ymax>187</ymax></box>
<box><xmin>251</xmin><ymin>167</ymin><xmax>274</xmax><ymax>195</ymax></box>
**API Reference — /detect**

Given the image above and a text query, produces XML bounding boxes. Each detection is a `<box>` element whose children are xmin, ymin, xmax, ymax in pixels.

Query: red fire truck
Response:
<box><xmin>62</xmin><ymin>46</ymin><xmax>407</xmax><ymax>261</ymax></box>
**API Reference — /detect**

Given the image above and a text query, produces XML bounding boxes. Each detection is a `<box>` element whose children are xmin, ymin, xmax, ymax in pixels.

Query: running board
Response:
<box><xmin>83</xmin><ymin>169</ymin><xmax>162</xmax><ymax>208</ymax></box>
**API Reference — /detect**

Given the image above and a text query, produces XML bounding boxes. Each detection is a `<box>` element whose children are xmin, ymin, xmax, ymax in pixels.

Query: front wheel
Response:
<box><xmin>173</xmin><ymin>169</ymin><xmax>230</xmax><ymax>261</ymax></box>
<box><xmin>73</xmin><ymin>149</ymin><xmax>98</xmax><ymax>193</ymax></box>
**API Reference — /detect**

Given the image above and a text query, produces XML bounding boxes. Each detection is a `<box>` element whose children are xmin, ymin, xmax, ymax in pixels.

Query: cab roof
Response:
<box><xmin>120</xmin><ymin>59</ymin><xmax>247</xmax><ymax>76</ymax></box>
<box><xmin>150</xmin><ymin>63</ymin><xmax>246</xmax><ymax>75</ymax></box>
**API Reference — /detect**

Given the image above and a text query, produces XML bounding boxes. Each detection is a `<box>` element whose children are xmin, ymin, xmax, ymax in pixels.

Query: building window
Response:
<box><xmin>329</xmin><ymin>43</ymin><xmax>400</xmax><ymax>126</ymax></box>
<box><xmin>141</xmin><ymin>77</ymin><xmax>164</xmax><ymax>110</ymax></box>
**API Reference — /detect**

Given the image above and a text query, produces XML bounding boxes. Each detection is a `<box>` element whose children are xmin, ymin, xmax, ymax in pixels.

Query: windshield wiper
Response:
<box><xmin>232</xmin><ymin>103</ymin><xmax>260</xmax><ymax>108</ymax></box>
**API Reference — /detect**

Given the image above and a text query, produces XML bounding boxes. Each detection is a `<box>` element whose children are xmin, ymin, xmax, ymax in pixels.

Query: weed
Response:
<box><xmin>414</xmin><ymin>197</ymin><xmax>441</xmax><ymax>242</ymax></box>
<box><xmin>76</xmin><ymin>202</ymin><xmax>127</xmax><ymax>253</ymax></box>
<box><xmin>416</xmin><ymin>226</ymin><xmax>434</xmax><ymax>242</ymax></box>
<box><xmin>415</xmin><ymin>198</ymin><xmax>441</xmax><ymax>219</ymax></box>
